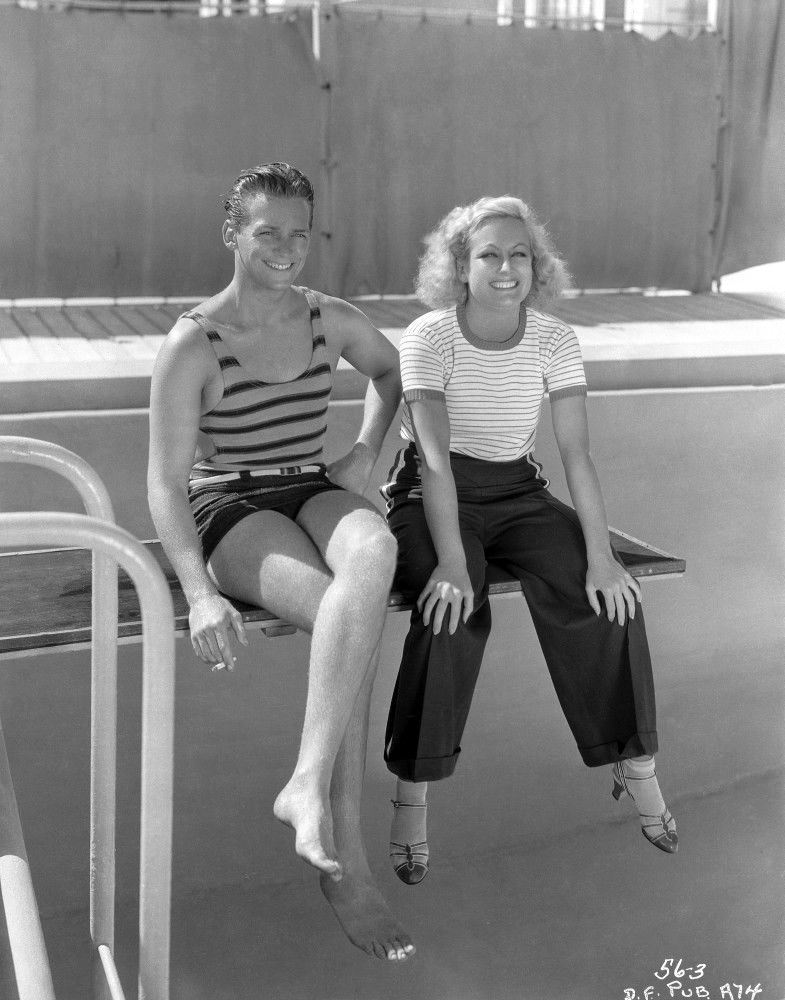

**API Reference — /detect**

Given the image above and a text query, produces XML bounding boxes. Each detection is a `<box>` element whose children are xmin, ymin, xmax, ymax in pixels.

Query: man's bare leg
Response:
<box><xmin>321</xmin><ymin>646</ymin><xmax>416</xmax><ymax>960</ymax></box>
<box><xmin>208</xmin><ymin>495</ymin><xmax>395</xmax><ymax>879</ymax></box>
<box><xmin>209</xmin><ymin>496</ymin><xmax>413</xmax><ymax>958</ymax></box>
<box><xmin>271</xmin><ymin>494</ymin><xmax>396</xmax><ymax>881</ymax></box>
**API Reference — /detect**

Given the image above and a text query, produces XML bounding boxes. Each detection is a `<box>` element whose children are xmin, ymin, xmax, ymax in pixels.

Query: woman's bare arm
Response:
<box><xmin>550</xmin><ymin>392</ymin><xmax>641</xmax><ymax>625</ymax></box>
<box><xmin>407</xmin><ymin>397</ymin><xmax>474</xmax><ymax>635</ymax></box>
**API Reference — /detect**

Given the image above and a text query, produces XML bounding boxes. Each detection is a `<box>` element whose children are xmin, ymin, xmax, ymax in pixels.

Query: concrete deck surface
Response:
<box><xmin>0</xmin><ymin>383</ymin><xmax>782</xmax><ymax>1000</ymax></box>
<box><xmin>1</xmin><ymin>277</ymin><xmax>783</xmax><ymax>1000</ymax></box>
<box><xmin>40</xmin><ymin>773</ymin><xmax>783</xmax><ymax>1000</ymax></box>
<box><xmin>1</xmin><ymin>291</ymin><xmax>784</xmax><ymax>412</ymax></box>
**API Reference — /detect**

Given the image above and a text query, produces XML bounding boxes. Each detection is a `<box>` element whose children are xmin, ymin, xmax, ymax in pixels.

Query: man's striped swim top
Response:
<box><xmin>184</xmin><ymin>288</ymin><xmax>333</xmax><ymax>475</ymax></box>
<box><xmin>399</xmin><ymin>302</ymin><xmax>587</xmax><ymax>462</ymax></box>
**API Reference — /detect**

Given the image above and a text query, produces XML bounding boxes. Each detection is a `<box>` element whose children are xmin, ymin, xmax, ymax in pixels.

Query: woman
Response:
<box><xmin>147</xmin><ymin>163</ymin><xmax>414</xmax><ymax>960</ymax></box>
<box><xmin>382</xmin><ymin>196</ymin><xmax>677</xmax><ymax>886</ymax></box>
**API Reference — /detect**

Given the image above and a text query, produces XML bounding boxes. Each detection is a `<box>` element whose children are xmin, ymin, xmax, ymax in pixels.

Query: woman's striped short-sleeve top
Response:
<box><xmin>399</xmin><ymin>302</ymin><xmax>586</xmax><ymax>462</ymax></box>
<box><xmin>184</xmin><ymin>288</ymin><xmax>333</xmax><ymax>474</ymax></box>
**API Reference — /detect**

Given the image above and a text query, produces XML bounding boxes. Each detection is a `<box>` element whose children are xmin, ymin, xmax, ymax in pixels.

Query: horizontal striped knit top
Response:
<box><xmin>185</xmin><ymin>288</ymin><xmax>333</xmax><ymax>474</ymax></box>
<box><xmin>399</xmin><ymin>302</ymin><xmax>586</xmax><ymax>461</ymax></box>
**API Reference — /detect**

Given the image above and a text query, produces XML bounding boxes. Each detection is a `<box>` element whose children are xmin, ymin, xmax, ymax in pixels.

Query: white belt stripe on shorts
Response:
<box><xmin>191</xmin><ymin>464</ymin><xmax>324</xmax><ymax>486</ymax></box>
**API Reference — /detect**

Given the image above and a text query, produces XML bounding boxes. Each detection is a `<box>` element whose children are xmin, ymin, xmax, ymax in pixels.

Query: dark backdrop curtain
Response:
<box><xmin>0</xmin><ymin>10</ymin><xmax>323</xmax><ymax>297</ymax></box>
<box><xmin>715</xmin><ymin>0</ymin><xmax>785</xmax><ymax>278</ymax></box>
<box><xmin>330</xmin><ymin>13</ymin><xmax>720</xmax><ymax>295</ymax></box>
<box><xmin>5</xmin><ymin>5</ymin><xmax>780</xmax><ymax>298</ymax></box>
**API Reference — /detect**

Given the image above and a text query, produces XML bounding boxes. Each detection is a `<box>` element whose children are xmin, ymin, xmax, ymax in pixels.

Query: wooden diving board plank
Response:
<box><xmin>0</xmin><ymin>531</ymin><xmax>685</xmax><ymax>658</ymax></box>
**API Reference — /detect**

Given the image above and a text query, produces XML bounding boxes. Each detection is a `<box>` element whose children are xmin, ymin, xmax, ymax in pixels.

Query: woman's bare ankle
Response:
<box><xmin>395</xmin><ymin>778</ymin><xmax>428</xmax><ymax>805</ymax></box>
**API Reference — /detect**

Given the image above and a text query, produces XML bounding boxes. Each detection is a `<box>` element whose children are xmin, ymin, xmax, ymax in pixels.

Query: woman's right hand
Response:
<box><xmin>189</xmin><ymin>593</ymin><xmax>249</xmax><ymax>671</ymax></box>
<box><xmin>417</xmin><ymin>561</ymin><xmax>474</xmax><ymax>635</ymax></box>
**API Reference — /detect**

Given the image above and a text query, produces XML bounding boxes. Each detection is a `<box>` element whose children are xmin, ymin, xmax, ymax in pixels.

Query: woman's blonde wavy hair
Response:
<box><xmin>414</xmin><ymin>196</ymin><xmax>571</xmax><ymax>309</ymax></box>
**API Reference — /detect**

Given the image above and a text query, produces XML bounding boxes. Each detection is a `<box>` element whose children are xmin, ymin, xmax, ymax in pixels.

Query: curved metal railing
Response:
<box><xmin>0</xmin><ymin>718</ymin><xmax>56</xmax><ymax>999</ymax></box>
<box><xmin>0</xmin><ymin>512</ymin><xmax>175</xmax><ymax>1000</ymax></box>
<box><xmin>0</xmin><ymin>437</ymin><xmax>116</xmax><ymax>523</ymax></box>
<box><xmin>0</xmin><ymin>438</ymin><xmax>174</xmax><ymax>1000</ymax></box>
<box><xmin>0</xmin><ymin>436</ymin><xmax>119</xmax><ymax>999</ymax></box>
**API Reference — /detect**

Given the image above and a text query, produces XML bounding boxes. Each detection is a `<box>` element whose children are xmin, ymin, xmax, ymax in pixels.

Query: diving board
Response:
<box><xmin>0</xmin><ymin>531</ymin><xmax>684</xmax><ymax>658</ymax></box>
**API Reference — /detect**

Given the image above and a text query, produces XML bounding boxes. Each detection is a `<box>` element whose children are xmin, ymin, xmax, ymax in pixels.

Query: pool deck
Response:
<box><xmin>1</xmin><ymin>291</ymin><xmax>784</xmax><ymax>412</ymax></box>
<box><xmin>0</xmin><ymin>294</ymin><xmax>783</xmax><ymax>1000</ymax></box>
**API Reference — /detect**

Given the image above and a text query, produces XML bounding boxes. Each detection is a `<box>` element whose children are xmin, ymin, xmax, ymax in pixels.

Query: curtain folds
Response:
<box><xmin>1</xmin><ymin>2</ymin><xmax>780</xmax><ymax>298</ymax></box>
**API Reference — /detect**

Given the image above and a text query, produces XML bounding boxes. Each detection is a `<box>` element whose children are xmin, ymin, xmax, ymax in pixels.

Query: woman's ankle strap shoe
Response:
<box><xmin>611</xmin><ymin>762</ymin><xmax>678</xmax><ymax>854</ymax></box>
<box><xmin>390</xmin><ymin>800</ymin><xmax>430</xmax><ymax>885</ymax></box>
<box><xmin>640</xmin><ymin>809</ymin><xmax>679</xmax><ymax>854</ymax></box>
<box><xmin>390</xmin><ymin>841</ymin><xmax>430</xmax><ymax>884</ymax></box>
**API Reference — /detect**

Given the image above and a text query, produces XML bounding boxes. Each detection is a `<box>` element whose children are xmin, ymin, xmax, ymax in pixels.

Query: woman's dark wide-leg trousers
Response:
<box><xmin>383</xmin><ymin>444</ymin><xmax>658</xmax><ymax>783</ymax></box>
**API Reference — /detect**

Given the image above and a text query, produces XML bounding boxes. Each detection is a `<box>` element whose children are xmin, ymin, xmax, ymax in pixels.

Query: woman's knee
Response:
<box><xmin>393</xmin><ymin>544</ymin><xmax>437</xmax><ymax>595</ymax></box>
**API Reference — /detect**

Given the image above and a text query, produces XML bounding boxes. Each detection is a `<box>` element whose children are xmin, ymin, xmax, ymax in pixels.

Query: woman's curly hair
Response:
<box><xmin>414</xmin><ymin>196</ymin><xmax>571</xmax><ymax>309</ymax></box>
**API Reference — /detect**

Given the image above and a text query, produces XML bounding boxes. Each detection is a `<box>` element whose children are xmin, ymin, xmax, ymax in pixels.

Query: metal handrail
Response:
<box><xmin>0</xmin><ymin>512</ymin><xmax>175</xmax><ymax>1000</ymax></box>
<box><xmin>0</xmin><ymin>713</ymin><xmax>56</xmax><ymax>999</ymax></box>
<box><xmin>0</xmin><ymin>436</ymin><xmax>119</xmax><ymax>1000</ymax></box>
<box><xmin>0</xmin><ymin>437</ymin><xmax>115</xmax><ymax>522</ymax></box>
<box><xmin>0</xmin><ymin>438</ymin><xmax>174</xmax><ymax>999</ymax></box>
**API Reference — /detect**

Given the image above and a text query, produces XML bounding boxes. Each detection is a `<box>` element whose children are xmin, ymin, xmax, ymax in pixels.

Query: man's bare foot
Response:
<box><xmin>320</xmin><ymin>867</ymin><xmax>416</xmax><ymax>961</ymax></box>
<box><xmin>273</xmin><ymin>780</ymin><xmax>342</xmax><ymax>881</ymax></box>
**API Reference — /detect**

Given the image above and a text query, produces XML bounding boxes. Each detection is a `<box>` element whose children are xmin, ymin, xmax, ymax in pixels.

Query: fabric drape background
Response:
<box><xmin>1</xmin><ymin>1</ymin><xmax>781</xmax><ymax>298</ymax></box>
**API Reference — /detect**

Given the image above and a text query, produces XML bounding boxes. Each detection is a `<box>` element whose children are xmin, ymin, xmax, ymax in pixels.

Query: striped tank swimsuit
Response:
<box><xmin>184</xmin><ymin>288</ymin><xmax>333</xmax><ymax>475</ymax></box>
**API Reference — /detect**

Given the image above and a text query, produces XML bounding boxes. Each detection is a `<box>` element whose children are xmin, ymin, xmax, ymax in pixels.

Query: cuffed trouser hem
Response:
<box><xmin>578</xmin><ymin>730</ymin><xmax>659</xmax><ymax>767</ymax></box>
<box><xmin>385</xmin><ymin>750</ymin><xmax>460</xmax><ymax>782</ymax></box>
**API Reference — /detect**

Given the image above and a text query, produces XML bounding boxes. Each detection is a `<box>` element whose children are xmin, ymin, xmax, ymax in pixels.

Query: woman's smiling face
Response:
<box><xmin>458</xmin><ymin>216</ymin><xmax>533</xmax><ymax>310</ymax></box>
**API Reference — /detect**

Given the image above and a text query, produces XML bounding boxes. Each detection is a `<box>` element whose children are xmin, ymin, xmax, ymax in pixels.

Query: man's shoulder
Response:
<box><xmin>299</xmin><ymin>287</ymin><xmax>374</xmax><ymax>333</ymax></box>
<box><xmin>161</xmin><ymin>309</ymin><xmax>216</xmax><ymax>357</ymax></box>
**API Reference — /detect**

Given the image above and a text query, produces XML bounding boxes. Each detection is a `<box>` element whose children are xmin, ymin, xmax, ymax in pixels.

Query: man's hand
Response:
<box><xmin>326</xmin><ymin>442</ymin><xmax>375</xmax><ymax>495</ymax></box>
<box><xmin>189</xmin><ymin>592</ymin><xmax>249</xmax><ymax>671</ymax></box>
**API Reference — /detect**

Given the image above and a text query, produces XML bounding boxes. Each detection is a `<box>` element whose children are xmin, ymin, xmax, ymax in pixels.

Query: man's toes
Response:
<box><xmin>396</xmin><ymin>937</ymin><xmax>416</xmax><ymax>958</ymax></box>
<box><xmin>298</xmin><ymin>842</ymin><xmax>342</xmax><ymax>879</ymax></box>
<box><xmin>384</xmin><ymin>937</ymin><xmax>412</xmax><ymax>961</ymax></box>
<box><xmin>371</xmin><ymin>940</ymin><xmax>388</xmax><ymax>960</ymax></box>
<box><xmin>309</xmin><ymin>856</ymin><xmax>342</xmax><ymax>881</ymax></box>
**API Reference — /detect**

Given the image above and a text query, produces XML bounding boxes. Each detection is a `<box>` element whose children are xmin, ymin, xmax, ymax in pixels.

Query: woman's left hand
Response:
<box><xmin>585</xmin><ymin>553</ymin><xmax>642</xmax><ymax>626</ymax></box>
<box><xmin>326</xmin><ymin>443</ymin><xmax>374</xmax><ymax>495</ymax></box>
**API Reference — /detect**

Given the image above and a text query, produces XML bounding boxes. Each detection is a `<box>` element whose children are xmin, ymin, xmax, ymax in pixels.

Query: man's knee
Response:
<box><xmin>342</xmin><ymin>523</ymin><xmax>398</xmax><ymax>587</ymax></box>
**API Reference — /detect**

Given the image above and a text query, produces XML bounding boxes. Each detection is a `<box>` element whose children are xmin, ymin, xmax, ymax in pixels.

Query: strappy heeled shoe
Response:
<box><xmin>389</xmin><ymin>800</ymin><xmax>429</xmax><ymax>885</ymax></box>
<box><xmin>612</xmin><ymin>761</ymin><xmax>678</xmax><ymax>854</ymax></box>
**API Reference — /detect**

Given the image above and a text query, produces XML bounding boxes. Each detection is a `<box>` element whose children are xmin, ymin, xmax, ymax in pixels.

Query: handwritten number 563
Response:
<box><xmin>655</xmin><ymin>960</ymin><xmax>707</xmax><ymax>981</ymax></box>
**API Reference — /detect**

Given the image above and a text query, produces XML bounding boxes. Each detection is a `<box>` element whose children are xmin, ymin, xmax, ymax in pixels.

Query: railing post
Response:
<box><xmin>312</xmin><ymin>0</ymin><xmax>321</xmax><ymax>60</ymax></box>
<box><xmin>0</xmin><ymin>512</ymin><xmax>175</xmax><ymax>1000</ymax></box>
<box><xmin>0</xmin><ymin>715</ymin><xmax>57</xmax><ymax>1000</ymax></box>
<box><xmin>496</xmin><ymin>0</ymin><xmax>513</xmax><ymax>27</ymax></box>
<box><xmin>0</xmin><ymin>436</ymin><xmax>119</xmax><ymax>1000</ymax></box>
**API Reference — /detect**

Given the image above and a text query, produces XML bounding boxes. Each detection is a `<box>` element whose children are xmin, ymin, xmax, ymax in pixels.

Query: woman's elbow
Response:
<box><xmin>559</xmin><ymin>444</ymin><xmax>593</xmax><ymax>475</ymax></box>
<box><xmin>419</xmin><ymin>452</ymin><xmax>453</xmax><ymax>483</ymax></box>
